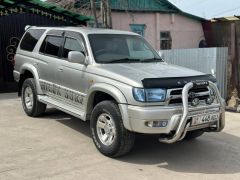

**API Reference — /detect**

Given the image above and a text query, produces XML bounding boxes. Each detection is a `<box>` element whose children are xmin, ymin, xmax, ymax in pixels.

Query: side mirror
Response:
<box><xmin>68</xmin><ymin>51</ymin><xmax>86</xmax><ymax>64</ymax></box>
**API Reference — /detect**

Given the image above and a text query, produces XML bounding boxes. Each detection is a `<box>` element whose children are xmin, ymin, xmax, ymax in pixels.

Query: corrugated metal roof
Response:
<box><xmin>74</xmin><ymin>0</ymin><xmax>204</xmax><ymax>21</ymax></box>
<box><xmin>110</xmin><ymin>0</ymin><xmax>177</xmax><ymax>12</ymax></box>
<box><xmin>212</xmin><ymin>16</ymin><xmax>240</xmax><ymax>22</ymax></box>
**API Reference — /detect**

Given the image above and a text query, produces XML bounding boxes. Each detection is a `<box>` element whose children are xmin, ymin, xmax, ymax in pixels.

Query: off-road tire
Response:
<box><xmin>21</xmin><ymin>78</ymin><xmax>46</xmax><ymax>117</ymax></box>
<box><xmin>184</xmin><ymin>130</ymin><xmax>204</xmax><ymax>140</ymax></box>
<box><xmin>90</xmin><ymin>100</ymin><xmax>135</xmax><ymax>157</ymax></box>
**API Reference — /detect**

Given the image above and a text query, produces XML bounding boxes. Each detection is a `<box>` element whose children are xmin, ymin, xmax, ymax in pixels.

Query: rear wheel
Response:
<box><xmin>184</xmin><ymin>130</ymin><xmax>204</xmax><ymax>140</ymax></box>
<box><xmin>90</xmin><ymin>100</ymin><xmax>135</xmax><ymax>157</ymax></box>
<box><xmin>21</xmin><ymin>78</ymin><xmax>46</xmax><ymax>117</ymax></box>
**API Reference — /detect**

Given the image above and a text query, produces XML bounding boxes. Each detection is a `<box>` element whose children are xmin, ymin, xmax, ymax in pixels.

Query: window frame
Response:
<box><xmin>129</xmin><ymin>24</ymin><xmax>146</xmax><ymax>37</ymax></box>
<box><xmin>38</xmin><ymin>30</ymin><xmax>88</xmax><ymax>61</ymax></box>
<box><xmin>39</xmin><ymin>34</ymin><xmax>64</xmax><ymax>58</ymax></box>
<box><xmin>60</xmin><ymin>36</ymin><xmax>86</xmax><ymax>60</ymax></box>
<box><xmin>20</xmin><ymin>29</ymin><xmax>46</xmax><ymax>52</ymax></box>
<box><xmin>160</xmin><ymin>31</ymin><xmax>172</xmax><ymax>50</ymax></box>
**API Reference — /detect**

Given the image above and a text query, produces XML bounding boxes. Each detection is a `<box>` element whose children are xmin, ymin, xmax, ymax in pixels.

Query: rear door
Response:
<box><xmin>36</xmin><ymin>30</ymin><xmax>64</xmax><ymax>97</ymax></box>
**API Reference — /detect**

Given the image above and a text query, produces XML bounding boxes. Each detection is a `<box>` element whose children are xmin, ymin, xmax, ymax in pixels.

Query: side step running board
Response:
<box><xmin>38</xmin><ymin>95</ymin><xmax>86</xmax><ymax>120</ymax></box>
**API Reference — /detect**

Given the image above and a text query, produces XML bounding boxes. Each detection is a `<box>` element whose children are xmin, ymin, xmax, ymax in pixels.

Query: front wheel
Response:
<box><xmin>90</xmin><ymin>100</ymin><xmax>135</xmax><ymax>157</ymax></box>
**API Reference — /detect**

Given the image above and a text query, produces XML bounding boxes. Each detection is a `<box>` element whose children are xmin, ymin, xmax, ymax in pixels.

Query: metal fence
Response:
<box><xmin>161</xmin><ymin>47</ymin><xmax>228</xmax><ymax>99</ymax></box>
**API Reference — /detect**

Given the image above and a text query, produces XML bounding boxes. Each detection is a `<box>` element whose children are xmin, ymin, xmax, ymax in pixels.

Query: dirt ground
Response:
<box><xmin>0</xmin><ymin>93</ymin><xmax>240</xmax><ymax>180</ymax></box>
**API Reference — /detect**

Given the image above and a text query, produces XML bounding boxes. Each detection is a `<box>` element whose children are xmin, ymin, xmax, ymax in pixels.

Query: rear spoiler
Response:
<box><xmin>24</xmin><ymin>25</ymin><xmax>36</xmax><ymax>31</ymax></box>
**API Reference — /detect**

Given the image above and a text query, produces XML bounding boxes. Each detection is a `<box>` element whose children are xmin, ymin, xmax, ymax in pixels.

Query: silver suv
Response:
<box><xmin>13</xmin><ymin>26</ymin><xmax>225</xmax><ymax>157</ymax></box>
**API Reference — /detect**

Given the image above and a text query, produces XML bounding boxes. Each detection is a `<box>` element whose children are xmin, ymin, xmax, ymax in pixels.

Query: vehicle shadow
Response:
<box><xmin>43</xmin><ymin>108</ymin><xmax>91</xmax><ymax>138</ymax></box>
<box><xmin>43</xmin><ymin>108</ymin><xmax>240</xmax><ymax>175</ymax></box>
<box><xmin>120</xmin><ymin>133</ymin><xmax>240</xmax><ymax>174</ymax></box>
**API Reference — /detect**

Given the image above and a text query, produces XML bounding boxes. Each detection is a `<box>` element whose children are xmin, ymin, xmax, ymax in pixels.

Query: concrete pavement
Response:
<box><xmin>0</xmin><ymin>93</ymin><xmax>240</xmax><ymax>180</ymax></box>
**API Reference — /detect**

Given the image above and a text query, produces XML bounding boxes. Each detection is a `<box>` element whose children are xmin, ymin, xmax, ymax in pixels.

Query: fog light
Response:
<box><xmin>191</xmin><ymin>97</ymin><xmax>200</xmax><ymax>106</ymax></box>
<box><xmin>206</xmin><ymin>96</ymin><xmax>215</xmax><ymax>105</ymax></box>
<box><xmin>147</xmin><ymin>121</ymin><xmax>168</xmax><ymax>127</ymax></box>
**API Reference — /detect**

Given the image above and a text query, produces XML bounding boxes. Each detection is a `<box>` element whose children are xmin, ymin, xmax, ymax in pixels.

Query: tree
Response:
<box><xmin>101</xmin><ymin>0</ymin><xmax>112</xmax><ymax>28</ymax></box>
<box><xmin>48</xmin><ymin>0</ymin><xmax>112</xmax><ymax>28</ymax></box>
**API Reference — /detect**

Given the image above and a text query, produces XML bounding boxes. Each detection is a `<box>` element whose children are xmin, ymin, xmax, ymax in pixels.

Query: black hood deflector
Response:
<box><xmin>142</xmin><ymin>74</ymin><xmax>216</xmax><ymax>89</ymax></box>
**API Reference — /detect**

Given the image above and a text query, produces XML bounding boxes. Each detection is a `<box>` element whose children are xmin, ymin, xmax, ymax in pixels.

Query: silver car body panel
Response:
<box><xmin>14</xmin><ymin>26</ymin><xmax>225</xmax><ymax>141</ymax></box>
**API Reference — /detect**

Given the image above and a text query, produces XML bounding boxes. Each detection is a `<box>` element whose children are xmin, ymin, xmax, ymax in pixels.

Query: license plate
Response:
<box><xmin>191</xmin><ymin>113</ymin><xmax>219</xmax><ymax>126</ymax></box>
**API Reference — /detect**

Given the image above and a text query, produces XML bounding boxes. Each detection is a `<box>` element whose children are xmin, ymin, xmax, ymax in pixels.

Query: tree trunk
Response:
<box><xmin>106</xmin><ymin>0</ymin><xmax>112</xmax><ymax>29</ymax></box>
<box><xmin>90</xmin><ymin>0</ymin><xmax>98</xmax><ymax>28</ymax></box>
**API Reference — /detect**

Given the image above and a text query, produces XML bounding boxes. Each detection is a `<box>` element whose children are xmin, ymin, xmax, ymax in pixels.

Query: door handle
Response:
<box><xmin>58</xmin><ymin>67</ymin><xmax>63</xmax><ymax>72</ymax></box>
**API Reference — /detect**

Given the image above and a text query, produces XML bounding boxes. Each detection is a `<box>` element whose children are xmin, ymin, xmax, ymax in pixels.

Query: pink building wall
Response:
<box><xmin>111</xmin><ymin>11</ymin><xmax>205</xmax><ymax>50</ymax></box>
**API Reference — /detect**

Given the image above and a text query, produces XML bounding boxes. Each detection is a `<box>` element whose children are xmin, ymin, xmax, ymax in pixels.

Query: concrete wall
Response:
<box><xmin>111</xmin><ymin>11</ymin><xmax>205</xmax><ymax>50</ymax></box>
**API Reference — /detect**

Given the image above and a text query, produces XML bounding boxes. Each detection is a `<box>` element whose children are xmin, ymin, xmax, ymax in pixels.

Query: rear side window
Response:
<box><xmin>40</xmin><ymin>36</ymin><xmax>63</xmax><ymax>57</ymax></box>
<box><xmin>20</xmin><ymin>29</ymin><xmax>45</xmax><ymax>52</ymax></box>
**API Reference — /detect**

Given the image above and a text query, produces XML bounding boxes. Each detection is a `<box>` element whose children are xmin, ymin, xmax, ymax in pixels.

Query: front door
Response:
<box><xmin>57</xmin><ymin>31</ymin><xmax>89</xmax><ymax>110</ymax></box>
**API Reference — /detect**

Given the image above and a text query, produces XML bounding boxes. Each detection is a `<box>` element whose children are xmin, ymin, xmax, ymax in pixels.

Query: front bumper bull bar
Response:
<box><xmin>159</xmin><ymin>81</ymin><xmax>225</xmax><ymax>144</ymax></box>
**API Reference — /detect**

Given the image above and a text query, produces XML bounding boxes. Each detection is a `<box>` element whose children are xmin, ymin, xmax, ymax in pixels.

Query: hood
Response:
<box><xmin>88</xmin><ymin>62</ymin><xmax>205</xmax><ymax>87</ymax></box>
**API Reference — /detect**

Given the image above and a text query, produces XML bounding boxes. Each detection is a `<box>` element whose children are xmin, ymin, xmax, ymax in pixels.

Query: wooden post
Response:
<box><xmin>100</xmin><ymin>0</ymin><xmax>104</xmax><ymax>26</ymax></box>
<box><xmin>227</xmin><ymin>22</ymin><xmax>239</xmax><ymax>108</ymax></box>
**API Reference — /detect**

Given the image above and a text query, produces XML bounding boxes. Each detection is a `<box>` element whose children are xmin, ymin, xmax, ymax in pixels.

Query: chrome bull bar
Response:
<box><xmin>159</xmin><ymin>81</ymin><xmax>225</xmax><ymax>144</ymax></box>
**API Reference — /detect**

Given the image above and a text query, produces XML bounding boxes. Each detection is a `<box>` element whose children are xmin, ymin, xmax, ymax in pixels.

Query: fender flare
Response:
<box><xmin>86</xmin><ymin>83</ymin><xmax>127</xmax><ymax>104</ymax></box>
<box><xmin>20</xmin><ymin>63</ymin><xmax>43</xmax><ymax>94</ymax></box>
<box><xmin>85</xmin><ymin>83</ymin><xmax>132</xmax><ymax>131</ymax></box>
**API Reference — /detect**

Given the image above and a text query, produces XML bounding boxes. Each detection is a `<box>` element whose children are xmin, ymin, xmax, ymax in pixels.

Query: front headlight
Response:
<box><xmin>132</xmin><ymin>88</ymin><xmax>166</xmax><ymax>102</ymax></box>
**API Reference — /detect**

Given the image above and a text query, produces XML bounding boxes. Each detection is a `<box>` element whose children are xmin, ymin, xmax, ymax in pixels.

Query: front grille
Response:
<box><xmin>168</xmin><ymin>87</ymin><xmax>210</xmax><ymax>105</ymax></box>
<box><xmin>170</xmin><ymin>87</ymin><xmax>208</xmax><ymax>95</ymax></box>
<box><xmin>169</xmin><ymin>95</ymin><xmax>209</xmax><ymax>104</ymax></box>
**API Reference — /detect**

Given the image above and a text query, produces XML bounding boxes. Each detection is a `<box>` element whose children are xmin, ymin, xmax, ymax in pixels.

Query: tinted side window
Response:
<box><xmin>62</xmin><ymin>38</ymin><xmax>84</xmax><ymax>58</ymax></box>
<box><xmin>20</xmin><ymin>29</ymin><xmax>45</xmax><ymax>51</ymax></box>
<box><xmin>41</xmin><ymin>36</ymin><xmax>63</xmax><ymax>57</ymax></box>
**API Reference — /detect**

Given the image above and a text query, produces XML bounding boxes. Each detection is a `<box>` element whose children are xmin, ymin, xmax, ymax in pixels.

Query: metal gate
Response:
<box><xmin>161</xmin><ymin>47</ymin><xmax>228</xmax><ymax>99</ymax></box>
<box><xmin>0</xmin><ymin>13</ymin><xmax>69</xmax><ymax>93</ymax></box>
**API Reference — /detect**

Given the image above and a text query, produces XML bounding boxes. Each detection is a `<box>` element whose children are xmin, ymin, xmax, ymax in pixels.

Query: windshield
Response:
<box><xmin>88</xmin><ymin>34</ymin><xmax>163</xmax><ymax>64</ymax></box>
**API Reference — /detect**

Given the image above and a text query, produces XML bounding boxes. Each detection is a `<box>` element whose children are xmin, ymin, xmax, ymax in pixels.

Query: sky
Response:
<box><xmin>169</xmin><ymin>0</ymin><xmax>240</xmax><ymax>19</ymax></box>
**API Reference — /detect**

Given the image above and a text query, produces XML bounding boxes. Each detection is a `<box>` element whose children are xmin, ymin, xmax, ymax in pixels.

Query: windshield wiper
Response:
<box><xmin>104</xmin><ymin>58</ymin><xmax>140</xmax><ymax>64</ymax></box>
<box><xmin>140</xmin><ymin>57</ymin><xmax>164</xmax><ymax>62</ymax></box>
